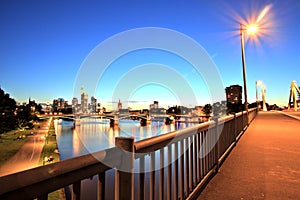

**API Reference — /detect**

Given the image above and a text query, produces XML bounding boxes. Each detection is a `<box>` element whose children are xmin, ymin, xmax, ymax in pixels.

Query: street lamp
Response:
<box><xmin>256</xmin><ymin>80</ymin><xmax>262</xmax><ymax>109</ymax></box>
<box><xmin>261</xmin><ymin>85</ymin><xmax>267</xmax><ymax>111</ymax></box>
<box><xmin>240</xmin><ymin>23</ymin><xmax>258</xmax><ymax>123</ymax></box>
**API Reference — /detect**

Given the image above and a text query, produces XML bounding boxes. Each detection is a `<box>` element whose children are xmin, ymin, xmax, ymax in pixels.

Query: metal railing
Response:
<box><xmin>0</xmin><ymin>108</ymin><xmax>258</xmax><ymax>200</ymax></box>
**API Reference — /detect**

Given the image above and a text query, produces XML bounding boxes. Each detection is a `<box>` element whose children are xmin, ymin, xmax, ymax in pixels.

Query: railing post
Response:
<box><xmin>72</xmin><ymin>180</ymin><xmax>81</xmax><ymax>200</ymax></box>
<box><xmin>115</xmin><ymin>137</ymin><xmax>134</xmax><ymax>200</ymax></box>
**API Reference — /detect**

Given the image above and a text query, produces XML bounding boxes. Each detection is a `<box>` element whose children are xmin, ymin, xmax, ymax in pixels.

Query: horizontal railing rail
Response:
<box><xmin>0</xmin><ymin>108</ymin><xmax>258</xmax><ymax>200</ymax></box>
<box><xmin>134</xmin><ymin>121</ymin><xmax>215</xmax><ymax>153</ymax></box>
<box><xmin>0</xmin><ymin>147</ymin><xmax>122</xmax><ymax>200</ymax></box>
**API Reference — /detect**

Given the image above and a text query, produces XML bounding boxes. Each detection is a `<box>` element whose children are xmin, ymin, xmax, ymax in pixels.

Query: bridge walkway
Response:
<box><xmin>198</xmin><ymin>111</ymin><xmax>300</xmax><ymax>200</ymax></box>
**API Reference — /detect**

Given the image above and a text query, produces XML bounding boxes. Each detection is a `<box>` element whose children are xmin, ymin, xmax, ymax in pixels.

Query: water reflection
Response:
<box><xmin>55</xmin><ymin>118</ymin><xmax>196</xmax><ymax>160</ymax></box>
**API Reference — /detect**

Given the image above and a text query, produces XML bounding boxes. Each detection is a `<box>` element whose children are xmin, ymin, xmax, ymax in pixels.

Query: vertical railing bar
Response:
<box><xmin>150</xmin><ymin>152</ymin><xmax>155</xmax><ymax>200</ymax></box>
<box><xmin>201</xmin><ymin>131</ymin><xmax>204</xmax><ymax>179</ymax></box>
<box><xmin>207</xmin><ymin>129</ymin><xmax>210</xmax><ymax>173</ymax></box>
<box><xmin>203</xmin><ymin>131</ymin><xmax>209</xmax><ymax>173</ymax></box>
<box><xmin>211</xmin><ymin>127</ymin><xmax>215</xmax><ymax>169</ymax></box>
<box><xmin>185</xmin><ymin>137</ymin><xmax>190</xmax><ymax>194</ymax></box>
<box><xmin>97</xmin><ymin>172</ymin><xmax>105</xmax><ymax>200</ymax></box>
<box><xmin>167</xmin><ymin>144</ymin><xmax>172</xmax><ymax>200</ymax></box>
<box><xmin>197</xmin><ymin>131</ymin><xmax>201</xmax><ymax>182</ymax></box>
<box><xmin>140</xmin><ymin>156</ymin><xmax>145</xmax><ymax>200</ymax></box>
<box><xmin>180</xmin><ymin>139</ymin><xmax>184</xmax><ymax>200</ymax></box>
<box><xmin>193</xmin><ymin>134</ymin><xmax>197</xmax><ymax>188</ymax></box>
<box><xmin>208</xmin><ymin>130</ymin><xmax>211</xmax><ymax>170</ymax></box>
<box><xmin>221</xmin><ymin>122</ymin><xmax>224</xmax><ymax>157</ymax></box>
<box><xmin>216</xmin><ymin>119</ymin><xmax>220</xmax><ymax>171</ymax></box>
<box><xmin>231</xmin><ymin>119</ymin><xmax>235</xmax><ymax>143</ymax></box>
<box><xmin>195</xmin><ymin>132</ymin><xmax>199</xmax><ymax>183</ymax></box>
<box><xmin>189</xmin><ymin>135</ymin><xmax>193</xmax><ymax>190</ymax></box>
<box><xmin>174</xmin><ymin>141</ymin><xmax>179</xmax><ymax>200</ymax></box>
<box><xmin>159</xmin><ymin>147</ymin><xmax>164</xmax><ymax>200</ymax></box>
<box><xmin>234</xmin><ymin>113</ymin><xmax>237</xmax><ymax>141</ymax></box>
<box><xmin>210</xmin><ymin>127</ymin><xmax>214</xmax><ymax>170</ymax></box>
<box><xmin>242</xmin><ymin>111</ymin><xmax>244</xmax><ymax>129</ymax></box>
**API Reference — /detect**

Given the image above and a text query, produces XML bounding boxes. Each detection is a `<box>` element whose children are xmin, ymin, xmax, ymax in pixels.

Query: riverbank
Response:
<box><xmin>39</xmin><ymin>119</ymin><xmax>60</xmax><ymax>165</ymax></box>
<box><xmin>38</xmin><ymin>118</ymin><xmax>64</xmax><ymax>200</ymax></box>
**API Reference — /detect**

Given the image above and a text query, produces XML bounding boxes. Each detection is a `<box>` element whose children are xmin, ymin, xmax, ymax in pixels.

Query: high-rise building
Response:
<box><xmin>72</xmin><ymin>98</ymin><xmax>78</xmax><ymax>107</ymax></box>
<box><xmin>52</xmin><ymin>98</ymin><xmax>65</xmax><ymax>112</ymax></box>
<box><xmin>81</xmin><ymin>87</ymin><xmax>88</xmax><ymax>113</ymax></box>
<box><xmin>225</xmin><ymin>85</ymin><xmax>242</xmax><ymax>104</ymax></box>
<box><xmin>91</xmin><ymin>96</ymin><xmax>97</xmax><ymax>113</ymax></box>
<box><xmin>72</xmin><ymin>97</ymin><xmax>79</xmax><ymax>113</ymax></box>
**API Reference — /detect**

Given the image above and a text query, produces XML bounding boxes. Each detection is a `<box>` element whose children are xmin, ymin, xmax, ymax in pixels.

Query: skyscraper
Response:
<box><xmin>81</xmin><ymin>87</ymin><xmax>88</xmax><ymax>113</ymax></box>
<box><xmin>72</xmin><ymin>97</ymin><xmax>79</xmax><ymax>113</ymax></box>
<box><xmin>91</xmin><ymin>96</ymin><xmax>97</xmax><ymax>113</ymax></box>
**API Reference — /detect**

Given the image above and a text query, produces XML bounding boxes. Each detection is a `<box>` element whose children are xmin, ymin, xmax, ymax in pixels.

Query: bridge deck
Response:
<box><xmin>198</xmin><ymin>111</ymin><xmax>300</xmax><ymax>200</ymax></box>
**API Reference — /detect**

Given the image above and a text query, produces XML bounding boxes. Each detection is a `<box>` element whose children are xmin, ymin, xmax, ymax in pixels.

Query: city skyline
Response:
<box><xmin>1</xmin><ymin>0</ymin><xmax>300</xmax><ymax>107</ymax></box>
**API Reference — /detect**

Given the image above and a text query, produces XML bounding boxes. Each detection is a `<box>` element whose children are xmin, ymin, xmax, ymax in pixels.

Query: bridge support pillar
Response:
<box><xmin>110</xmin><ymin>115</ymin><xmax>119</xmax><ymax>127</ymax></box>
<box><xmin>114</xmin><ymin>114</ymin><xmax>119</xmax><ymax>126</ymax></box>
<box><xmin>109</xmin><ymin>119</ymin><xmax>114</xmax><ymax>127</ymax></box>
<box><xmin>147</xmin><ymin>115</ymin><xmax>151</xmax><ymax>125</ymax></box>
<box><xmin>75</xmin><ymin>117</ymin><xmax>80</xmax><ymax>126</ymax></box>
<box><xmin>165</xmin><ymin>117</ymin><xmax>172</xmax><ymax>125</ymax></box>
<box><xmin>140</xmin><ymin>118</ymin><xmax>147</xmax><ymax>126</ymax></box>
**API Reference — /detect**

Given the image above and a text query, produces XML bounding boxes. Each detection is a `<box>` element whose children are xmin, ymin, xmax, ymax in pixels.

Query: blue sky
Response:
<box><xmin>1</xmin><ymin>0</ymin><xmax>299</xmax><ymax>109</ymax></box>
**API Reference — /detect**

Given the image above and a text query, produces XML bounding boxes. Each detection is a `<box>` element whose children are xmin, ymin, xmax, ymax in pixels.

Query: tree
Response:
<box><xmin>0</xmin><ymin>88</ymin><xmax>17</xmax><ymax>134</ymax></box>
<box><xmin>212</xmin><ymin>101</ymin><xmax>227</xmax><ymax>117</ymax></box>
<box><xmin>16</xmin><ymin>104</ymin><xmax>37</xmax><ymax>130</ymax></box>
<box><xmin>167</xmin><ymin>106</ymin><xmax>181</xmax><ymax>115</ymax></box>
<box><xmin>202</xmin><ymin>104</ymin><xmax>212</xmax><ymax>116</ymax></box>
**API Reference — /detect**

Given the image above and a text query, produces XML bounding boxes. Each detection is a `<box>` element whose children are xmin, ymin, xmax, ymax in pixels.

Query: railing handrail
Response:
<box><xmin>0</xmin><ymin>147</ymin><xmax>122</xmax><ymax>199</ymax></box>
<box><xmin>134</xmin><ymin>120</ymin><xmax>215</xmax><ymax>153</ymax></box>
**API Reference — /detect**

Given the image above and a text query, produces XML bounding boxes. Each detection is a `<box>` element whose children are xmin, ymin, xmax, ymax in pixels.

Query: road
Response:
<box><xmin>198</xmin><ymin>111</ymin><xmax>300</xmax><ymax>200</ymax></box>
<box><xmin>0</xmin><ymin>119</ymin><xmax>51</xmax><ymax>177</ymax></box>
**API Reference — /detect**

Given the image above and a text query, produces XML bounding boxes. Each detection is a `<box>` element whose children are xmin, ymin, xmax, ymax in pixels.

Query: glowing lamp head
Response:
<box><xmin>256</xmin><ymin>80</ymin><xmax>263</xmax><ymax>86</ymax></box>
<box><xmin>247</xmin><ymin>24</ymin><xmax>258</xmax><ymax>34</ymax></box>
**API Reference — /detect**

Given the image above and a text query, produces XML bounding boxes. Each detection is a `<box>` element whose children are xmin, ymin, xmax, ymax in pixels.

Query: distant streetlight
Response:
<box><xmin>261</xmin><ymin>85</ymin><xmax>267</xmax><ymax>111</ymax></box>
<box><xmin>240</xmin><ymin>23</ymin><xmax>259</xmax><ymax>123</ymax></box>
<box><xmin>256</xmin><ymin>80</ymin><xmax>262</xmax><ymax>108</ymax></box>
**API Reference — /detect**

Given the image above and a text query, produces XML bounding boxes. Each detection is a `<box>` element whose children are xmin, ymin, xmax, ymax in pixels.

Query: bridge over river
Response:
<box><xmin>37</xmin><ymin>113</ymin><xmax>207</xmax><ymax>126</ymax></box>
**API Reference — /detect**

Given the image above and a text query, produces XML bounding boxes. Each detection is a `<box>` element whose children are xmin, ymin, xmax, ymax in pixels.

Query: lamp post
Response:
<box><xmin>240</xmin><ymin>24</ymin><xmax>249</xmax><ymax>122</ymax></box>
<box><xmin>256</xmin><ymin>80</ymin><xmax>262</xmax><ymax>109</ymax></box>
<box><xmin>261</xmin><ymin>85</ymin><xmax>267</xmax><ymax>111</ymax></box>
<box><xmin>239</xmin><ymin>23</ymin><xmax>259</xmax><ymax>122</ymax></box>
<box><xmin>256</xmin><ymin>81</ymin><xmax>259</xmax><ymax>108</ymax></box>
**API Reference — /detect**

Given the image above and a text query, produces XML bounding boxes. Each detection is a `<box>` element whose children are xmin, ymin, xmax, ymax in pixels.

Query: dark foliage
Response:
<box><xmin>0</xmin><ymin>88</ymin><xmax>17</xmax><ymax>134</ymax></box>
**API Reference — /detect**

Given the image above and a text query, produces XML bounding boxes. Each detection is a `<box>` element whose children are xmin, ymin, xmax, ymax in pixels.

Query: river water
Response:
<box><xmin>55</xmin><ymin>118</ymin><xmax>196</xmax><ymax>160</ymax></box>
